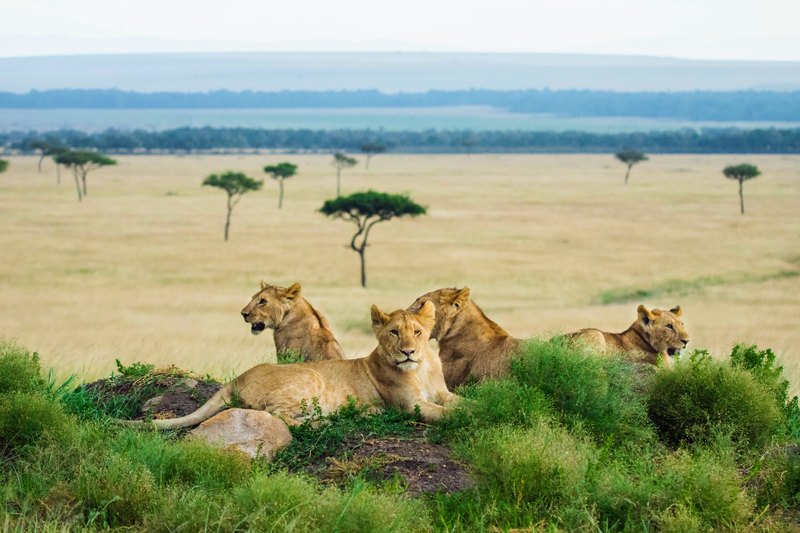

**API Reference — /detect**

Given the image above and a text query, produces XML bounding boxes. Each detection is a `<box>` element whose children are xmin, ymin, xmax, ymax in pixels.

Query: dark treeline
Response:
<box><xmin>3</xmin><ymin>127</ymin><xmax>799</xmax><ymax>154</ymax></box>
<box><xmin>2</xmin><ymin>89</ymin><xmax>800</xmax><ymax>121</ymax></box>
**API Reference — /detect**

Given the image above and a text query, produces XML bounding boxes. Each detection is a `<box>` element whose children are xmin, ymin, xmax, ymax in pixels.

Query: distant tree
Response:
<box><xmin>54</xmin><ymin>150</ymin><xmax>116</xmax><ymax>202</ymax></box>
<box><xmin>0</xmin><ymin>159</ymin><xmax>8</xmax><ymax>173</ymax></box>
<box><xmin>615</xmin><ymin>149</ymin><xmax>649</xmax><ymax>185</ymax></box>
<box><xmin>263</xmin><ymin>162</ymin><xmax>297</xmax><ymax>209</ymax></box>
<box><xmin>29</xmin><ymin>141</ymin><xmax>68</xmax><ymax>182</ymax></box>
<box><xmin>320</xmin><ymin>190</ymin><xmax>426</xmax><ymax>288</ymax></box>
<box><xmin>202</xmin><ymin>171</ymin><xmax>263</xmax><ymax>241</ymax></box>
<box><xmin>48</xmin><ymin>146</ymin><xmax>69</xmax><ymax>184</ymax></box>
<box><xmin>331</xmin><ymin>152</ymin><xmax>358</xmax><ymax>197</ymax></box>
<box><xmin>360</xmin><ymin>143</ymin><xmax>386</xmax><ymax>169</ymax></box>
<box><xmin>723</xmin><ymin>163</ymin><xmax>761</xmax><ymax>215</ymax></box>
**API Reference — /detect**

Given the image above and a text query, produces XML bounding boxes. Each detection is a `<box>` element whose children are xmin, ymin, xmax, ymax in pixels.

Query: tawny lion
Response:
<box><xmin>138</xmin><ymin>301</ymin><xmax>460</xmax><ymax>429</ymax></box>
<box><xmin>241</xmin><ymin>281</ymin><xmax>344</xmax><ymax>361</ymax></box>
<box><xmin>567</xmin><ymin>304</ymin><xmax>690</xmax><ymax>366</ymax></box>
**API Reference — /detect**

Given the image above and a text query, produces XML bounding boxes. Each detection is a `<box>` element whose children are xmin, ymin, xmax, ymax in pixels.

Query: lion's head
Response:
<box><xmin>241</xmin><ymin>281</ymin><xmax>302</xmax><ymax>335</ymax></box>
<box><xmin>407</xmin><ymin>287</ymin><xmax>471</xmax><ymax>339</ymax></box>
<box><xmin>371</xmin><ymin>301</ymin><xmax>436</xmax><ymax>372</ymax></box>
<box><xmin>637</xmin><ymin>304</ymin><xmax>690</xmax><ymax>357</ymax></box>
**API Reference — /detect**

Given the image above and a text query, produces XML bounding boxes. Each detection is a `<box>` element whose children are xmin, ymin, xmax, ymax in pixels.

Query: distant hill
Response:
<box><xmin>2</xmin><ymin>52</ymin><xmax>800</xmax><ymax>93</ymax></box>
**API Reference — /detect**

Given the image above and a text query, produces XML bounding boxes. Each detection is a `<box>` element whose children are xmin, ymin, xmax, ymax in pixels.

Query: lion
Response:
<box><xmin>408</xmin><ymin>287</ymin><xmax>521</xmax><ymax>390</ymax></box>
<box><xmin>241</xmin><ymin>281</ymin><xmax>344</xmax><ymax>361</ymax></box>
<box><xmin>141</xmin><ymin>301</ymin><xmax>460</xmax><ymax>429</ymax></box>
<box><xmin>567</xmin><ymin>304</ymin><xmax>690</xmax><ymax>366</ymax></box>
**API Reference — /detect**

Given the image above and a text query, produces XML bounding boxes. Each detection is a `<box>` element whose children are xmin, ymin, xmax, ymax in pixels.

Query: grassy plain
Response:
<box><xmin>0</xmin><ymin>153</ymin><xmax>798</xmax><ymax>384</ymax></box>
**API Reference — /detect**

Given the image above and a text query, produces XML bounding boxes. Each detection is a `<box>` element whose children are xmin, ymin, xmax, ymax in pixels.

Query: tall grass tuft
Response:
<box><xmin>0</xmin><ymin>339</ymin><xmax>45</xmax><ymax>395</ymax></box>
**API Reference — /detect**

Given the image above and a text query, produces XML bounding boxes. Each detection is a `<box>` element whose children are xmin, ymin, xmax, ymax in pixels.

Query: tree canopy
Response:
<box><xmin>53</xmin><ymin>150</ymin><xmax>116</xmax><ymax>201</ymax></box>
<box><xmin>615</xmin><ymin>150</ymin><xmax>648</xmax><ymax>165</ymax></box>
<box><xmin>0</xmin><ymin>159</ymin><xmax>8</xmax><ymax>173</ymax></box>
<box><xmin>723</xmin><ymin>163</ymin><xmax>761</xmax><ymax>181</ymax></box>
<box><xmin>202</xmin><ymin>171</ymin><xmax>263</xmax><ymax>240</ymax></box>
<box><xmin>263</xmin><ymin>162</ymin><xmax>297</xmax><ymax>180</ymax></box>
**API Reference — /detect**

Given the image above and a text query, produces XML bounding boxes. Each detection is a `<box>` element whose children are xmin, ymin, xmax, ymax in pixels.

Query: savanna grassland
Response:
<box><xmin>1</xmin><ymin>153</ymin><xmax>799</xmax><ymax>384</ymax></box>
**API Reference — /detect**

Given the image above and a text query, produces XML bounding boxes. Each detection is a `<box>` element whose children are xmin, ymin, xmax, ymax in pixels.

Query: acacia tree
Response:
<box><xmin>0</xmin><ymin>159</ymin><xmax>8</xmax><ymax>173</ymax></box>
<box><xmin>320</xmin><ymin>190</ymin><xmax>426</xmax><ymax>288</ymax></box>
<box><xmin>331</xmin><ymin>152</ymin><xmax>357</xmax><ymax>197</ymax></box>
<box><xmin>54</xmin><ymin>150</ymin><xmax>116</xmax><ymax>201</ymax></box>
<box><xmin>360</xmin><ymin>143</ymin><xmax>386</xmax><ymax>169</ymax></box>
<box><xmin>263</xmin><ymin>162</ymin><xmax>297</xmax><ymax>209</ymax></box>
<box><xmin>723</xmin><ymin>163</ymin><xmax>761</xmax><ymax>215</ymax></box>
<box><xmin>202</xmin><ymin>171</ymin><xmax>263</xmax><ymax>241</ymax></box>
<box><xmin>615</xmin><ymin>149</ymin><xmax>649</xmax><ymax>184</ymax></box>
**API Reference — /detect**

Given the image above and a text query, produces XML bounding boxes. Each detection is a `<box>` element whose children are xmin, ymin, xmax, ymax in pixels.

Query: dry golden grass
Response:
<box><xmin>1</xmin><ymin>153</ymin><xmax>798</xmax><ymax>385</ymax></box>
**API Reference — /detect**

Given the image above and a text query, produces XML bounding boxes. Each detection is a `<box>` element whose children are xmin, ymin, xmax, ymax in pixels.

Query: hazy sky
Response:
<box><xmin>2</xmin><ymin>0</ymin><xmax>799</xmax><ymax>60</ymax></box>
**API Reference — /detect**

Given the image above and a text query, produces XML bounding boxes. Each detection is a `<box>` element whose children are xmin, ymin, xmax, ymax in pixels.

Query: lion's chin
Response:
<box><xmin>396</xmin><ymin>361</ymin><xmax>419</xmax><ymax>372</ymax></box>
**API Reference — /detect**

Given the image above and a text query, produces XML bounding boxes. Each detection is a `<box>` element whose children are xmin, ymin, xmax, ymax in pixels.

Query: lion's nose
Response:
<box><xmin>400</xmin><ymin>348</ymin><xmax>415</xmax><ymax>356</ymax></box>
<box><xmin>241</xmin><ymin>311</ymin><xmax>250</xmax><ymax>319</ymax></box>
<box><xmin>681</xmin><ymin>339</ymin><xmax>689</xmax><ymax>346</ymax></box>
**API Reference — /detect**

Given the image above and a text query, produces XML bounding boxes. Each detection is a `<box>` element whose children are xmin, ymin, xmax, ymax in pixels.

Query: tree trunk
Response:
<box><xmin>72</xmin><ymin>169</ymin><xmax>83</xmax><ymax>202</ymax></box>
<box><xmin>624</xmin><ymin>164</ymin><xmax>632</xmax><ymax>185</ymax></box>
<box><xmin>38</xmin><ymin>154</ymin><xmax>45</xmax><ymax>173</ymax></box>
<box><xmin>365</xmin><ymin>154</ymin><xmax>372</xmax><ymax>170</ymax></box>
<box><xmin>336</xmin><ymin>167</ymin><xmax>341</xmax><ymax>197</ymax></box>
<box><xmin>224</xmin><ymin>197</ymin><xmax>233</xmax><ymax>241</ymax></box>
<box><xmin>56</xmin><ymin>163</ymin><xmax>61</xmax><ymax>185</ymax></box>
<box><xmin>359</xmin><ymin>248</ymin><xmax>367</xmax><ymax>288</ymax></box>
<box><xmin>81</xmin><ymin>172</ymin><xmax>88</xmax><ymax>197</ymax></box>
<box><xmin>739</xmin><ymin>178</ymin><xmax>745</xmax><ymax>215</ymax></box>
<box><xmin>278</xmin><ymin>178</ymin><xmax>284</xmax><ymax>209</ymax></box>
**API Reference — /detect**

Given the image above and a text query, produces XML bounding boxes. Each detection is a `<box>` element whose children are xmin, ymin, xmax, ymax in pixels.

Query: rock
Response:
<box><xmin>141</xmin><ymin>394</ymin><xmax>166</xmax><ymax>413</ymax></box>
<box><xmin>189</xmin><ymin>409</ymin><xmax>292</xmax><ymax>460</ymax></box>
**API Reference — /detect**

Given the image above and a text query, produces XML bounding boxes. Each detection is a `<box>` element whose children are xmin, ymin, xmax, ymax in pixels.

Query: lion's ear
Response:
<box><xmin>371</xmin><ymin>304</ymin><xmax>390</xmax><ymax>331</ymax></box>
<box><xmin>670</xmin><ymin>305</ymin><xmax>682</xmax><ymax>317</ymax></box>
<box><xmin>637</xmin><ymin>304</ymin><xmax>655</xmax><ymax>325</ymax></box>
<box><xmin>260</xmin><ymin>280</ymin><xmax>269</xmax><ymax>290</ymax></box>
<box><xmin>285</xmin><ymin>283</ymin><xmax>302</xmax><ymax>301</ymax></box>
<box><xmin>416</xmin><ymin>301</ymin><xmax>436</xmax><ymax>331</ymax></box>
<box><xmin>454</xmin><ymin>287</ymin><xmax>471</xmax><ymax>309</ymax></box>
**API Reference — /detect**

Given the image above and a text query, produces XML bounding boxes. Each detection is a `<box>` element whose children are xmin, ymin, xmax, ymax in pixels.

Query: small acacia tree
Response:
<box><xmin>360</xmin><ymin>143</ymin><xmax>386</xmax><ymax>170</ymax></box>
<box><xmin>263</xmin><ymin>162</ymin><xmax>297</xmax><ymax>209</ymax></box>
<box><xmin>202</xmin><ymin>171</ymin><xmax>263</xmax><ymax>241</ymax></box>
<box><xmin>54</xmin><ymin>150</ymin><xmax>117</xmax><ymax>201</ymax></box>
<box><xmin>723</xmin><ymin>163</ymin><xmax>761</xmax><ymax>215</ymax></box>
<box><xmin>320</xmin><ymin>190</ymin><xmax>426</xmax><ymax>288</ymax></box>
<box><xmin>615</xmin><ymin>149</ymin><xmax>649</xmax><ymax>185</ymax></box>
<box><xmin>332</xmin><ymin>152</ymin><xmax>358</xmax><ymax>197</ymax></box>
<box><xmin>0</xmin><ymin>159</ymin><xmax>8</xmax><ymax>173</ymax></box>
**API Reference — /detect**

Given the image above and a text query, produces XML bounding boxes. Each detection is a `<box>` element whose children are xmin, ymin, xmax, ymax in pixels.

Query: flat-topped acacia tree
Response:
<box><xmin>723</xmin><ymin>163</ymin><xmax>761</xmax><ymax>215</ymax></box>
<box><xmin>615</xmin><ymin>149</ymin><xmax>648</xmax><ymax>185</ymax></box>
<box><xmin>360</xmin><ymin>143</ymin><xmax>386</xmax><ymax>169</ymax></box>
<box><xmin>332</xmin><ymin>152</ymin><xmax>357</xmax><ymax>197</ymax></box>
<box><xmin>320</xmin><ymin>190</ymin><xmax>426</xmax><ymax>288</ymax></box>
<box><xmin>263</xmin><ymin>162</ymin><xmax>297</xmax><ymax>209</ymax></box>
<box><xmin>202</xmin><ymin>171</ymin><xmax>263</xmax><ymax>241</ymax></box>
<box><xmin>54</xmin><ymin>150</ymin><xmax>117</xmax><ymax>201</ymax></box>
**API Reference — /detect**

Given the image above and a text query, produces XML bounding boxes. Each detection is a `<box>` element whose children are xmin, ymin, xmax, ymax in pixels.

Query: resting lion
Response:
<box><xmin>241</xmin><ymin>281</ymin><xmax>344</xmax><ymax>361</ymax></box>
<box><xmin>567</xmin><ymin>304</ymin><xmax>690</xmax><ymax>366</ymax></box>
<box><xmin>408</xmin><ymin>287</ymin><xmax>521</xmax><ymax>390</ymax></box>
<box><xmin>144</xmin><ymin>301</ymin><xmax>460</xmax><ymax>429</ymax></box>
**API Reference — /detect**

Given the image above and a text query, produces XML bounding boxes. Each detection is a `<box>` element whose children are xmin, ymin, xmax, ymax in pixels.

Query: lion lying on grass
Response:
<box><xmin>141</xmin><ymin>301</ymin><xmax>459</xmax><ymax>429</ymax></box>
<box><xmin>241</xmin><ymin>281</ymin><xmax>344</xmax><ymax>361</ymax></box>
<box><xmin>567</xmin><ymin>304</ymin><xmax>690</xmax><ymax>367</ymax></box>
<box><xmin>408</xmin><ymin>287</ymin><xmax>521</xmax><ymax>389</ymax></box>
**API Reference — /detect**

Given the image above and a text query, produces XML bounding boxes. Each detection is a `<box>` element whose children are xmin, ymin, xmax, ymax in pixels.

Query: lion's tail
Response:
<box><xmin>117</xmin><ymin>383</ymin><xmax>233</xmax><ymax>430</ymax></box>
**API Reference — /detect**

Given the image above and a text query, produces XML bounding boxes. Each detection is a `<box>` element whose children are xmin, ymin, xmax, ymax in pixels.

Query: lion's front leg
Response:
<box><xmin>435</xmin><ymin>390</ymin><xmax>462</xmax><ymax>407</ymax></box>
<box><xmin>409</xmin><ymin>399</ymin><xmax>448</xmax><ymax>422</ymax></box>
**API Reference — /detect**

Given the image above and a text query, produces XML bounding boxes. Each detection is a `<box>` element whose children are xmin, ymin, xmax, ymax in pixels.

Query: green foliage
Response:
<box><xmin>263</xmin><ymin>161</ymin><xmax>297</xmax><ymax>179</ymax></box>
<box><xmin>723</xmin><ymin>162</ymin><xmax>761</xmax><ymax>181</ymax></box>
<box><xmin>0</xmin><ymin>391</ymin><xmax>72</xmax><ymax>458</ymax></box>
<box><xmin>0</xmin><ymin>159</ymin><xmax>8</xmax><ymax>173</ymax></box>
<box><xmin>332</xmin><ymin>152</ymin><xmax>358</xmax><ymax>168</ymax></box>
<box><xmin>53</xmin><ymin>150</ymin><xmax>116</xmax><ymax>169</ymax></box>
<box><xmin>0</xmin><ymin>339</ymin><xmax>45</xmax><ymax>394</ymax></box>
<box><xmin>114</xmin><ymin>358</ymin><xmax>154</xmax><ymax>378</ymax></box>
<box><xmin>615</xmin><ymin>149</ymin><xmax>648</xmax><ymax>165</ymax></box>
<box><xmin>276</xmin><ymin>349</ymin><xmax>307</xmax><ymax>364</ymax></box>
<box><xmin>201</xmin><ymin>170</ymin><xmax>262</xmax><ymax>196</ymax></box>
<box><xmin>648</xmin><ymin>351</ymin><xmax>780</xmax><ymax>449</ymax></box>
<box><xmin>271</xmin><ymin>398</ymin><xmax>417</xmax><ymax>471</ymax></box>
<box><xmin>320</xmin><ymin>189</ymin><xmax>427</xmax><ymax>219</ymax></box>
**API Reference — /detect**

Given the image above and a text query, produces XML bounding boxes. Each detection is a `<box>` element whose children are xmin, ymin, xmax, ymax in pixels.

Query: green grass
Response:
<box><xmin>596</xmin><ymin>270</ymin><xmax>800</xmax><ymax>305</ymax></box>
<box><xmin>2</xmin><ymin>336</ymin><xmax>799</xmax><ymax>531</ymax></box>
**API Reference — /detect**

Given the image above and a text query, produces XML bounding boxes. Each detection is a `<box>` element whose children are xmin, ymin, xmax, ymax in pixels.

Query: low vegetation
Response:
<box><xmin>1</xmin><ymin>336</ymin><xmax>798</xmax><ymax>531</ymax></box>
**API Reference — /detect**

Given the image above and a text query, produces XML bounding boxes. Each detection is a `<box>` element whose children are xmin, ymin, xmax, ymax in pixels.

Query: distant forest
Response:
<box><xmin>2</xmin><ymin>89</ymin><xmax>800</xmax><ymax>121</ymax></box>
<box><xmin>3</xmin><ymin>127</ymin><xmax>799</xmax><ymax>154</ymax></box>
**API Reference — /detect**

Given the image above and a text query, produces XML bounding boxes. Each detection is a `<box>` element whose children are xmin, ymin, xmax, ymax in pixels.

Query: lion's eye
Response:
<box><xmin>258</xmin><ymin>298</ymin><xmax>267</xmax><ymax>305</ymax></box>
<box><xmin>390</xmin><ymin>329</ymin><xmax>399</xmax><ymax>337</ymax></box>
<box><xmin>667</xmin><ymin>324</ymin><xmax>675</xmax><ymax>330</ymax></box>
<box><xmin>414</xmin><ymin>330</ymin><xmax>421</xmax><ymax>336</ymax></box>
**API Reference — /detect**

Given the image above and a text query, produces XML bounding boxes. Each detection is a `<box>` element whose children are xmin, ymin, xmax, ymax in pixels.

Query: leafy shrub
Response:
<box><xmin>276</xmin><ymin>349</ymin><xmax>307</xmax><ymax>364</ymax></box>
<box><xmin>0</xmin><ymin>339</ymin><xmax>44</xmax><ymax>395</ymax></box>
<box><xmin>510</xmin><ymin>338</ymin><xmax>653</xmax><ymax>445</ymax></box>
<box><xmin>648</xmin><ymin>352</ymin><xmax>780</xmax><ymax>449</ymax></box>
<box><xmin>0</xmin><ymin>391</ymin><xmax>72</xmax><ymax>458</ymax></box>
<box><xmin>462</xmin><ymin>422</ymin><xmax>592</xmax><ymax>517</ymax></box>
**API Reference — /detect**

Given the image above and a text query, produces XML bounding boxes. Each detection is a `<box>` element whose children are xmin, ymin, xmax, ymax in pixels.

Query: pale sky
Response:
<box><xmin>2</xmin><ymin>0</ymin><xmax>799</xmax><ymax>61</ymax></box>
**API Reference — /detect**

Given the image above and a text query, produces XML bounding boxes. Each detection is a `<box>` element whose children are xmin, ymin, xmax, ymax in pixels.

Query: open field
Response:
<box><xmin>1</xmin><ymin>153</ymin><xmax>798</xmax><ymax>385</ymax></box>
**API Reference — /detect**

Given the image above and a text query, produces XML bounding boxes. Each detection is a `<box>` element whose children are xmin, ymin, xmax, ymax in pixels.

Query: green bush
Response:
<box><xmin>0</xmin><ymin>391</ymin><xmax>72</xmax><ymax>458</ymax></box>
<box><xmin>510</xmin><ymin>338</ymin><xmax>653</xmax><ymax>445</ymax></box>
<box><xmin>648</xmin><ymin>353</ymin><xmax>780</xmax><ymax>449</ymax></box>
<box><xmin>0</xmin><ymin>339</ymin><xmax>44</xmax><ymax>395</ymax></box>
<box><xmin>462</xmin><ymin>422</ymin><xmax>592</xmax><ymax>517</ymax></box>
